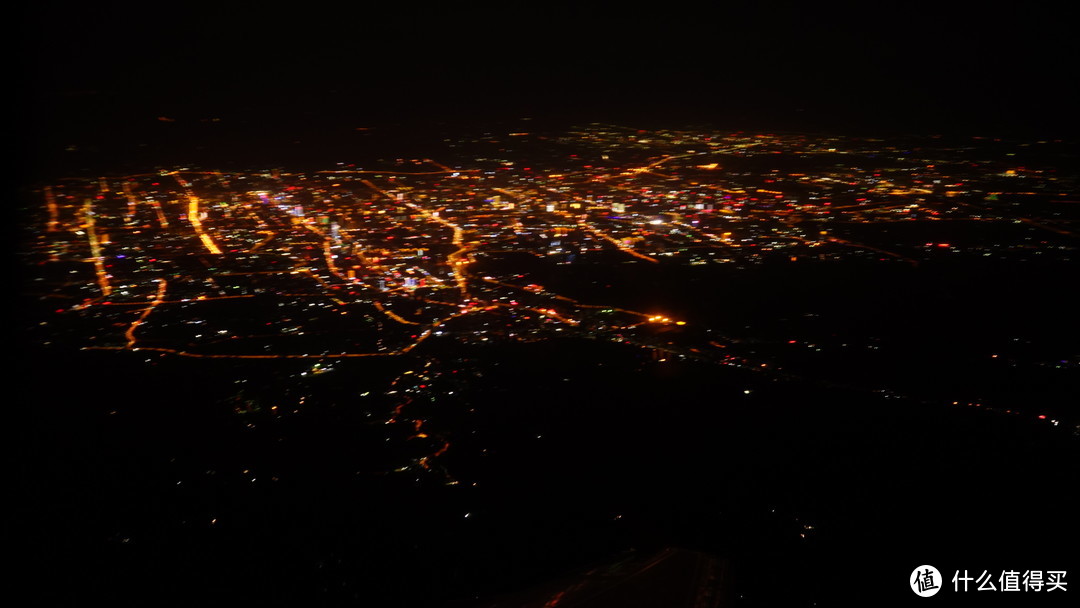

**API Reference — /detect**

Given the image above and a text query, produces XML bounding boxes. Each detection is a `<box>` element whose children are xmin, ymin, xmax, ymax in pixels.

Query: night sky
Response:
<box><xmin>19</xmin><ymin>3</ymin><xmax>1077</xmax><ymax>147</ymax></box>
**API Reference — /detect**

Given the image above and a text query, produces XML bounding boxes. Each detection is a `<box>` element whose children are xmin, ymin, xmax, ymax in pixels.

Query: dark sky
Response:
<box><xmin>16</xmin><ymin>1</ymin><xmax>1077</xmax><ymax>171</ymax></box>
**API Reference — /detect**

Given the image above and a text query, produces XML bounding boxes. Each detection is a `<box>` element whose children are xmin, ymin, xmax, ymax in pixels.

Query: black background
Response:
<box><xmin>17</xmin><ymin>1</ymin><xmax>1078</xmax><ymax>167</ymax></box>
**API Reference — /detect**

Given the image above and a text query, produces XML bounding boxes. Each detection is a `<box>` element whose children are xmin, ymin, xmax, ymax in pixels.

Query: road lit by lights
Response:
<box><xmin>81</xmin><ymin>198</ymin><xmax>112</xmax><ymax>297</ymax></box>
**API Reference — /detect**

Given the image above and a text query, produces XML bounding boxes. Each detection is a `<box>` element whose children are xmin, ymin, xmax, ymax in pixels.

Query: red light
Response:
<box><xmin>1038</xmin><ymin>415</ymin><xmax>1047</xmax><ymax>419</ymax></box>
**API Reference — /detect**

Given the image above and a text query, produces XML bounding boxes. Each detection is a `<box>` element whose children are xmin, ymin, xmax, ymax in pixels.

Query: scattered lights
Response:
<box><xmin>32</xmin><ymin>133</ymin><xmax>1071</xmax><ymax>480</ymax></box>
